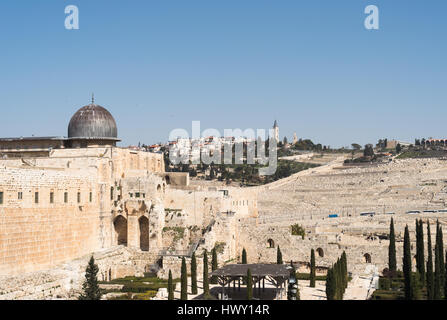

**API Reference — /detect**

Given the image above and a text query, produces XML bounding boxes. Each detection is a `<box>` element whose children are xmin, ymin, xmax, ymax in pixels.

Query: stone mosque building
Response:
<box><xmin>0</xmin><ymin>100</ymin><xmax>258</xmax><ymax>299</ymax></box>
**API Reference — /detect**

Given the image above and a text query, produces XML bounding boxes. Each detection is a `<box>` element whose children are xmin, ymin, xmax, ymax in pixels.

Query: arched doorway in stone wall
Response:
<box><xmin>267</xmin><ymin>239</ymin><xmax>275</xmax><ymax>248</ymax></box>
<box><xmin>316</xmin><ymin>248</ymin><xmax>324</xmax><ymax>258</ymax></box>
<box><xmin>113</xmin><ymin>215</ymin><xmax>128</xmax><ymax>246</ymax></box>
<box><xmin>364</xmin><ymin>253</ymin><xmax>372</xmax><ymax>264</ymax></box>
<box><xmin>139</xmin><ymin>216</ymin><xmax>149</xmax><ymax>251</ymax></box>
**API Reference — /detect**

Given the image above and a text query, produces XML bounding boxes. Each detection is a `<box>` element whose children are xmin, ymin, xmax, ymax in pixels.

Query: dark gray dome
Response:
<box><xmin>68</xmin><ymin>104</ymin><xmax>118</xmax><ymax>139</ymax></box>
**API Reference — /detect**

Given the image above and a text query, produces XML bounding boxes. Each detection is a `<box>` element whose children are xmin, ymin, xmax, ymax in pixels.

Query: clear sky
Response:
<box><xmin>0</xmin><ymin>0</ymin><xmax>445</xmax><ymax>148</ymax></box>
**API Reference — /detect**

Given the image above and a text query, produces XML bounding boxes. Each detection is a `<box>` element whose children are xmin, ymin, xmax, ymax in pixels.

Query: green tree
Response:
<box><xmin>310</xmin><ymin>249</ymin><xmax>316</xmax><ymax>288</ymax></box>
<box><xmin>444</xmin><ymin>250</ymin><xmax>447</xmax><ymax>300</ymax></box>
<box><xmin>180</xmin><ymin>257</ymin><xmax>188</xmax><ymax>300</ymax></box>
<box><xmin>437</xmin><ymin>222</ymin><xmax>445</xmax><ymax>294</ymax></box>
<box><xmin>334</xmin><ymin>259</ymin><xmax>342</xmax><ymax>300</ymax></box>
<box><xmin>242</xmin><ymin>248</ymin><xmax>247</xmax><ymax>264</ymax></box>
<box><xmin>191</xmin><ymin>253</ymin><xmax>198</xmax><ymax>295</ymax></box>
<box><xmin>403</xmin><ymin>225</ymin><xmax>412</xmax><ymax>300</ymax></box>
<box><xmin>415</xmin><ymin>219</ymin><xmax>425</xmax><ymax>285</ymax></box>
<box><xmin>435</xmin><ymin>243</ymin><xmax>441</xmax><ymax>299</ymax></box>
<box><xmin>325</xmin><ymin>267</ymin><xmax>335</xmax><ymax>300</ymax></box>
<box><xmin>211</xmin><ymin>247</ymin><xmax>218</xmax><ymax>284</ymax></box>
<box><xmin>79</xmin><ymin>256</ymin><xmax>102</xmax><ymax>300</ymax></box>
<box><xmin>203</xmin><ymin>250</ymin><xmax>210</xmax><ymax>297</ymax></box>
<box><xmin>434</xmin><ymin>221</ymin><xmax>443</xmax><ymax>299</ymax></box>
<box><xmin>342</xmin><ymin>251</ymin><xmax>348</xmax><ymax>289</ymax></box>
<box><xmin>363</xmin><ymin>144</ymin><xmax>374</xmax><ymax>157</ymax></box>
<box><xmin>246</xmin><ymin>268</ymin><xmax>253</xmax><ymax>300</ymax></box>
<box><xmin>168</xmin><ymin>269</ymin><xmax>174</xmax><ymax>300</ymax></box>
<box><xmin>388</xmin><ymin>218</ymin><xmax>397</xmax><ymax>273</ymax></box>
<box><xmin>277</xmin><ymin>246</ymin><xmax>283</xmax><ymax>264</ymax></box>
<box><xmin>427</xmin><ymin>221</ymin><xmax>434</xmax><ymax>300</ymax></box>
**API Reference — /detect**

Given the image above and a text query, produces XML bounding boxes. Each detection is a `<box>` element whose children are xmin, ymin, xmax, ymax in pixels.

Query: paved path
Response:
<box><xmin>344</xmin><ymin>265</ymin><xmax>379</xmax><ymax>300</ymax></box>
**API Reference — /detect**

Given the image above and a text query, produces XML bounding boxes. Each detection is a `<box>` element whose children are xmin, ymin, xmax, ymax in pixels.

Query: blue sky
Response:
<box><xmin>0</xmin><ymin>0</ymin><xmax>445</xmax><ymax>147</ymax></box>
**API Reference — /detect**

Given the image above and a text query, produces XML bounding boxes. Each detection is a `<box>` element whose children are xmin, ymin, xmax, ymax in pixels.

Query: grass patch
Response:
<box><xmin>100</xmin><ymin>275</ymin><xmax>180</xmax><ymax>300</ymax></box>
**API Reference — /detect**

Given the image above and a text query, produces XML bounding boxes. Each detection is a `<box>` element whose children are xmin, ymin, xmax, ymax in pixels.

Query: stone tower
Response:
<box><xmin>293</xmin><ymin>132</ymin><xmax>298</xmax><ymax>145</ymax></box>
<box><xmin>273</xmin><ymin>120</ymin><xmax>279</xmax><ymax>144</ymax></box>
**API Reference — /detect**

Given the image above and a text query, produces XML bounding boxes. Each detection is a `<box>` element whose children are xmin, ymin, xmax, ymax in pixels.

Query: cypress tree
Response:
<box><xmin>79</xmin><ymin>256</ymin><xmax>102</xmax><ymax>300</ymax></box>
<box><xmin>325</xmin><ymin>267</ymin><xmax>335</xmax><ymax>300</ymax></box>
<box><xmin>427</xmin><ymin>221</ymin><xmax>434</xmax><ymax>300</ymax></box>
<box><xmin>180</xmin><ymin>257</ymin><xmax>188</xmax><ymax>300</ymax></box>
<box><xmin>334</xmin><ymin>259</ymin><xmax>341</xmax><ymax>299</ymax></box>
<box><xmin>191</xmin><ymin>252</ymin><xmax>198</xmax><ymax>295</ymax></box>
<box><xmin>403</xmin><ymin>225</ymin><xmax>412</xmax><ymax>300</ymax></box>
<box><xmin>242</xmin><ymin>248</ymin><xmax>247</xmax><ymax>264</ymax></box>
<box><xmin>168</xmin><ymin>269</ymin><xmax>174</xmax><ymax>300</ymax></box>
<box><xmin>337</xmin><ymin>258</ymin><xmax>345</xmax><ymax>299</ymax></box>
<box><xmin>310</xmin><ymin>249</ymin><xmax>316</xmax><ymax>288</ymax></box>
<box><xmin>342</xmin><ymin>251</ymin><xmax>348</xmax><ymax>289</ymax></box>
<box><xmin>246</xmin><ymin>268</ymin><xmax>253</xmax><ymax>300</ymax></box>
<box><xmin>434</xmin><ymin>222</ymin><xmax>442</xmax><ymax>300</ymax></box>
<box><xmin>434</xmin><ymin>244</ymin><xmax>441</xmax><ymax>300</ymax></box>
<box><xmin>203</xmin><ymin>250</ymin><xmax>210</xmax><ymax>297</ymax></box>
<box><xmin>277</xmin><ymin>246</ymin><xmax>283</xmax><ymax>264</ymax></box>
<box><xmin>444</xmin><ymin>250</ymin><xmax>447</xmax><ymax>300</ymax></box>
<box><xmin>388</xmin><ymin>218</ymin><xmax>397</xmax><ymax>273</ymax></box>
<box><xmin>437</xmin><ymin>223</ymin><xmax>444</xmax><ymax>295</ymax></box>
<box><xmin>415</xmin><ymin>219</ymin><xmax>425</xmax><ymax>284</ymax></box>
<box><xmin>211</xmin><ymin>247</ymin><xmax>218</xmax><ymax>284</ymax></box>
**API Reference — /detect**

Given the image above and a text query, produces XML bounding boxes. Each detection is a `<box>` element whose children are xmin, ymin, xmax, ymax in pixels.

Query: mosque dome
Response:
<box><xmin>68</xmin><ymin>103</ymin><xmax>118</xmax><ymax>139</ymax></box>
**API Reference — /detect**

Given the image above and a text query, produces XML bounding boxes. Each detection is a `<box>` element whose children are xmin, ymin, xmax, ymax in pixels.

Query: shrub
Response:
<box><xmin>379</xmin><ymin>277</ymin><xmax>391</xmax><ymax>290</ymax></box>
<box><xmin>291</xmin><ymin>224</ymin><xmax>305</xmax><ymax>239</ymax></box>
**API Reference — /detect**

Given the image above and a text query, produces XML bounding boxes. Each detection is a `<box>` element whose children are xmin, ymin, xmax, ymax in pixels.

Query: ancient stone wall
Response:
<box><xmin>0</xmin><ymin>167</ymin><xmax>101</xmax><ymax>276</ymax></box>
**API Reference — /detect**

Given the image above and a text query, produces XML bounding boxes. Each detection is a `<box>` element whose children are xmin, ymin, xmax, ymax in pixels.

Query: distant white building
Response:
<box><xmin>273</xmin><ymin>120</ymin><xmax>279</xmax><ymax>144</ymax></box>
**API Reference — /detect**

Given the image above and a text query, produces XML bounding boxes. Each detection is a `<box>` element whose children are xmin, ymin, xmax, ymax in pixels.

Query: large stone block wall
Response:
<box><xmin>0</xmin><ymin>167</ymin><xmax>102</xmax><ymax>276</ymax></box>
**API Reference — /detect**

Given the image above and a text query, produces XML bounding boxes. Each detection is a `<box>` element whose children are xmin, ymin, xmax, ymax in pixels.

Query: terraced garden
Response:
<box><xmin>99</xmin><ymin>273</ymin><xmax>179</xmax><ymax>300</ymax></box>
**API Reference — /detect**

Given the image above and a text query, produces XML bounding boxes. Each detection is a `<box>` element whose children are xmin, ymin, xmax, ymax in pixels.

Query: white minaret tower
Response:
<box><xmin>273</xmin><ymin>120</ymin><xmax>279</xmax><ymax>144</ymax></box>
<box><xmin>293</xmin><ymin>132</ymin><xmax>298</xmax><ymax>144</ymax></box>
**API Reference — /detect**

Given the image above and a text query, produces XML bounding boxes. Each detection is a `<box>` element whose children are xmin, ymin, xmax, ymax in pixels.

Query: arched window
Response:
<box><xmin>267</xmin><ymin>239</ymin><xmax>275</xmax><ymax>248</ymax></box>
<box><xmin>316</xmin><ymin>248</ymin><xmax>324</xmax><ymax>258</ymax></box>
<box><xmin>364</xmin><ymin>253</ymin><xmax>372</xmax><ymax>264</ymax></box>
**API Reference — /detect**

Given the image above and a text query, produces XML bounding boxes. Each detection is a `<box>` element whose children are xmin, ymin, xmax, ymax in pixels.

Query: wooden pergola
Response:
<box><xmin>209</xmin><ymin>264</ymin><xmax>290</xmax><ymax>300</ymax></box>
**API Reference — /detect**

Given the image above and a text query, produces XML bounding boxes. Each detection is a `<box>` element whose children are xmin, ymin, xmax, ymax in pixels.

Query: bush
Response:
<box><xmin>371</xmin><ymin>290</ymin><xmax>401</xmax><ymax>300</ymax></box>
<box><xmin>291</xmin><ymin>224</ymin><xmax>305</xmax><ymax>239</ymax></box>
<box><xmin>379</xmin><ymin>277</ymin><xmax>390</xmax><ymax>290</ymax></box>
<box><xmin>296</xmin><ymin>273</ymin><xmax>326</xmax><ymax>281</ymax></box>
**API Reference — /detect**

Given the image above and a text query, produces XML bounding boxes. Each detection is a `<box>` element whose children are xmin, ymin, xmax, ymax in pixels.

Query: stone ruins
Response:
<box><xmin>1</xmin><ymin>102</ymin><xmax>446</xmax><ymax>300</ymax></box>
